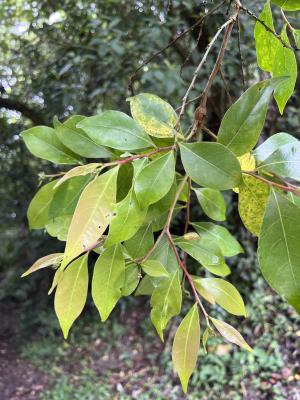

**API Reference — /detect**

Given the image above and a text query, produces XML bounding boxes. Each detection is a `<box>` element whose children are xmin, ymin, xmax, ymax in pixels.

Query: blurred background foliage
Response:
<box><xmin>0</xmin><ymin>0</ymin><xmax>299</xmax><ymax>399</ymax></box>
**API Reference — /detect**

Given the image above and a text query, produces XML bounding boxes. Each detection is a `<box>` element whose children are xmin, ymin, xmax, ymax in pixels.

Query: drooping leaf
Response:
<box><xmin>254</xmin><ymin>132</ymin><xmax>298</xmax><ymax>162</ymax></box>
<box><xmin>172</xmin><ymin>304</ymin><xmax>200</xmax><ymax>394</ymax></box>
<box><xmin>48</xmin><ymin>267</ymin><xmax>63</xmax><ymax>295</ymax></box>
<box><xmin>128</xmin><ymin>93</ymin><xmax>178</xmax><ymax>138</ymax></box>
<box><xmin>77</xmin><ymin>111</ymin><xmax>154</xmax><ymax>151</ymax></box>
<box><xmin>258</xmin><ymin>141</ymin><xmax>300</xmax><ymax>181</ymax></box>
<box><xmin>217</xmin><ymin>79</ymin><xmax>282</xmax><ymax>156</ymax></box>
<box><xmin>21</xmin><ymin>126</ymin><xmax>81</xmax><ymax>164</ymax></box>
<box><xmin>193</xmin><ymin>278</ymin><xmax>246</xmax><ymax>316</ymax></box>
<box><xmin>27</xmin><ymin>179</ymin><xmax>58</xmax><ymax>229</ymax></box>
<box><xmin>151</xmin><ymin>235</ymin><xmax>179</xmax><ymax>274</ymax></box>
<box><xmin>62</xmin><ymin>167</ymin><xmax>119</xmax><ymax>268</ymax></box>
<box><xmin>258</xmin><ymin>189</ymin><xmax>300</xmax><ymax>313</ymax></box>
<box><xmin>254</xmin><ymin>0</ymin><xmax>279</xmax><ymax>72</ymax></box>
<box><xmin>55</xmin><ymin>115</ymin><xmax>112</xmax><ymax>158</ymax></box>
<box><xmin>121</xmin><ymin>264</ymin><xmax>140</xmax><ymax>296</ymax></box>
<box><xmin>124</xmin><ymin>223</ymin><xmax>154</xmax><ymax>259</ymax></box>
<box><xmin>135</xmin><ymin>275</ymin><xmax>155</xmax><ymax>296</ymax></box>
<box><xmin>233</xmin><ymin>153</ymin><xmax>256</xmax><ymax>193</ymax></box>
<box><xmin>46</xmin><ymin>215</ymin><xmax>72</xmax><ymax>241</ymax></box>
<box><xmin>54</xmin><ymin>163</ymin><xmax>102</xmax><ymax>188</ymax></box>
<box><xmin>54</xmin><ymin>254</ymin><xmax>89</xmax><ymax>339</ymax></box>
<box><xmin>141</xmin><ymin>260</ymin><xmax>169</xmax><ymax>277</ymax></box>
<box><xmin>273</xmin><ymin>26</ymin><xmax>297</xmax><ymax>114</ymax></box>
<box><xmin>238</xmin><ymin>175</ymin><xmax>270</xmax><ymax>236</ymax></box>
<box><xmin>271</xmin><ymin>0</ymin><xmax>300</xmax><ymax>11</ymax></box>
<box><xmin>92</xmin><ymin>244</ymin><xmax>125</xmax><ymax>321</ymax></box>
<box><xmin>210</xmin><ymin>318</ymin><xmax>252</xmax><ymax>351</ymax></box>
<box><xmin>192</xmin><ymin>222</ymin><xmax>243</xmax><ymax>257</ymax></box>
<box><xmin>22</xmin><ymin>253</ymin><xmax>63</xmax><ymax>277</ymax></box>
<box><xmin>294</xmin><ymin>29</ymin><xmax>300</xmax><ymax>48</ymax></box>
<box><xmin>134</xmin><ymin>151</ymin><xmax>176</xmax><ymax>208</ymax></box>
<box><xmin>194</xmin><ymin>188</ymin><xmax>226</xmax><ymax>221</ymax></box>
<box><xmin>150</xmin><ymin>270</ymin><xmax>182</xmax><ymax>340</ymax></box>
<box><xmin>180</xmin><ymin>143</ymin><xmax>241</xmax><ymax>190</ymax></box>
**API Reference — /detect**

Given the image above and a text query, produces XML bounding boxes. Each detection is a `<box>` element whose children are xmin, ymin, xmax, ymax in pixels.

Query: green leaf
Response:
<box><xmin>21</xmin><ymin>253</ymin><xmax>63</xmax><ymax>277</ymax></box>
<box><xmin>128</xmin><ymin>93</ymin><xmax>178</xmax><ymax>138</ymax></box>
<box><xmin>46</xmin><ymin>215</ymin><xmax>72</xmax><ymax>241</ymax></box>
<box><xmin>271</xmin><ymin>0</ymin><xmax>300</xmax><ymax>11</ymax></box>
<box><xmin>254</xmin><ymin>132</ymin><xmax>298</xmax><ymax>162</ymax></box>
<box><xmin>150</xmin><ymin>270</ymin><xmax>182</xmax><ymax>340</ymax></box>
<box><xmin>55</xmin><ymin>115</ymin><xmax>112</xmax><ymax>158</ymax></box>
<box><xmin>21</xmin><ymin>126</ymin><xmax>81</xmax><ymax>164</ymax></box>
<box><xmin>194</xmin><ymin>278</ymin><xmax>246</xmax><ymax>316</ymax></box>
<box><xmin>124</xmin><ymin>223</ymin><xmax>154</xmax><ymax>259</ymax></box>
<box><xmin>62</xmin><ymin>167</ymin><xmax>119</xmax><ymax>268</ymax></box>
<box><xmin>192</xmin><ymin>222</ymin><xmax>243</xmax><ymax>257</ymax></box>
<box><xmin>135</xmin><ymin>275</ymin><xmax>155</xmax><ymax>296</ymax></box>
<box><xmin>141</xmin><ymin>260</ymin><xmax>169</xmax><ymax>277</ymax></box>
<box><xmin>180</xmin><ymin>143</ymin><xmax>241</xmax><ymax>190</ymax></box>
<box><xmin>48</xmin><ymin>267</ymin><xmax>63</xmax><ymax>295</ymax></box>
<box><xmin>27</xmin><ymin>179</ymin><xmax>58</xmax><ymax>229</ymax></box>
<box><xmin>121</xmin><ymin>264</ymin><xmax>140</xmax><ymax>296</ymax></box>
<box><xmin>49</xmin><ymin>176</ymin><xmax>90</xmax><ymax>219</ymax></box>
<box><xmin>217</xmin><ymin>80</ymin><xmax>280</xmax><ymax>156</ymax></box>
<box><xmin>134</xmin><ymin>151</ymin><xmax>176</xmax><ymax>207</ymax></box>
<box><xmin>254</xmin><ymin>0</ymin><xmax>279</xmax><ymax>72</ymax></box>
<box><xmin>194</xmin><ymin>188</ymin><xmax>226</xmax><ymax>221</ymax></box>
<box><xmin>92</xmin><ymin>244</ymin><xmax>125</xmax><ymax>321</ymax></box>
<box><xmin>258</xmin><ymin>189</ymin><xmax>300</xmax><ymax>313</ymax></box>
<box><xmin>172</xmin><ymin>304</ymin><xmax>200</xmax><ymax>394</ymax></box>
<box><xmin>151</xmin><ymin>235</ymin><xmax>179</xmax><ymax>274</ymax></box>
<box><xmin>77</xmin><ymin>111</ymin><xmax>154</xmax><ymax>151</ymax></box>
<box><xmin>294</xmin><ymin>29</ymin><xmax>300</xmax><ymax>49</ymax></box>
<box><xmin>287</xmin><ymin>192</ymin><xmax>300</xmax><ymax>208</ymax></box>
<box><xmin>54</xmin><ymin>163</ymin><xmax>101</xmax><ymax>188</ymax></box>
<box><xmin>210</xmin><ymin>318</ymin><xmax>252</xmax><ymax>351</ymax></box>
<box><xmin>273</xmin><ymin>26</ymin><xmax>297</xmax><ymax>114</ymax></box>
<box><xmin>54</xmin><ymin>254</ymin><xmax>89</xmax><ymax>339</ymax></box>
<box><xmin>238</xmin><ymin>175</ymin><xmax>270</xmax><ymax>236</ymax></box>
<box><xmin>258</xmin><ymin>142</ymin><xmax>300</xmax><ymax>181</ymax></box>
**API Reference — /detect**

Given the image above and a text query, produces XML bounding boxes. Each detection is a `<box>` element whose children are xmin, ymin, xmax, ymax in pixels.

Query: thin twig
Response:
<box><xmin>237</xmin><ymin>14</ymin><xmax>246</xmax><ymax>90</ymax></box>
<box><xmin>219</xmin><ymin>67</ymin><xmax>233</xmax><ymax>104</ymax></box>
<box><xmin>128</xmin><ymin>0</ymin><xmax>228</xmax><ymax>94</ymax></box>
<box><xmin>202</xmin><ymin>126</ymin><xmax>218</xmax><ymax>140</ymax></box>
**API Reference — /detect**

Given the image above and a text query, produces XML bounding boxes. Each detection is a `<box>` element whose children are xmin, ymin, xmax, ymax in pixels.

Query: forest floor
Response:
<box><xmin>1</xmin><ymin>281</ymin><xmax>300</xmax><ymax>400</ymax></box>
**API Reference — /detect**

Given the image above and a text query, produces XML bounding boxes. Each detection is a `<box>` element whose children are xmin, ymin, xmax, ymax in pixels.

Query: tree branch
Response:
<box><xmin>0</xmin><ymin>97</ymin><xmax>46</xmax><ymax>125</ymax></box>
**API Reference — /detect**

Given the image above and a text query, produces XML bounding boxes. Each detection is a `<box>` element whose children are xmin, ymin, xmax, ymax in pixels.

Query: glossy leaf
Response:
<box><xmin>128</xmin><ymin>93</ymin><xmax>178</xmax><ymax>138</ymax></box>
<box><xmin>258</xmin><ymin>141</ymin><xmax>300</xmax><ymax>181</ymax></box>
<box><xmin>92</xmin><ymin>244</ymin><xmax>125</xmax><ymax>321</ymax></box>
<box><xmin>254</xmin><ymin>0</ymin><xmax>278</xmax><ymax>72</ymax></box>
<box><xmin>62</xmin><ymin>167</ymin><xmax>119</xmax><ymax>268</ymax></box>
<box><xmin>258</xmin><ymin>189</ymin><xmax>300</xmax><ymax>312</ymax></box>
<box><xmin>27</xmin><ymin>180</ymin><xmax>57</xmax><ymax>229</ymax></box>
<box><xmin>180</xmin><ymin>143</ymin><xmax>241</xmax><ymax>190</ymax></box>
<box><xmin>217</xmin><ymin>80</ymin><xmax>279</xmax><ymax>156</ymax></box>
<box><xmin>273</xmin><ymin>26</ymin><xmax>297</xmax><ymax>114</ymax></box>
<box><xmin>141</xmin><ymin>260</ymin><xmax>169</xmax><ymax>277</ymax></box>
<box><xmin>22</xmin><ymin>253</ymin><xmax>63</xmax><ymax>277</ymax></box>
<box><xmin>21</xmin><ymin>126</ymin><xmax>80</xmax><ymax>164</ymax></box>
<box><xmin>134</xmin><ymin>151</ymin><xmax>175</xmax><ymax>208</ymax></box>
<box><xmin>77</xmin><ymin>111</ymin><xmax>154</xmax><ymax>150</ymax></box>
<box><xmin>271</xmin><ymin>0</ymin><xmax>300</xmax><ymax>10</ymax></box>
<box><xmin>48</xmin><ymin>267</ymin><xmax>63</xmax><ymax>295</ymax></box>
<box><xmin>135</xmin><ymin>275</ymin><xmax>155</xmax><ymax>296</ymax></box>
<box><xmin>150</xmin><ymin>270</ymin><xmax>182</xmax><ymax>340</ymax></box>
<box><xmin>254</xmin><ymin>132</ymin><xmax>298</xmax><ymax>163</ymax></box>
<box><xmin>194</xmin><ymin>278</ymin><xmax>246</xmax><ymax>316</ymax></box>
<box><xmin>46</xmin><ymin>215</ymin><xmax>72</xmax><ymax>241</ymax></box>
<box><xmin>124</xmin><ymin>223</ymin><xmax>154</xmax><ymax>259</ymax></box>
<box><xmin>238</xmin><ymin>175</ymin><xmax>270</xmax><ymax>236</ymax></box>
<box><xmin>210</xmin><ymin>318</ymin><xmax>252</xmax><ymax>351</ymax></box>
<box><xmin>54</xmin><ymin>254</ymin><xmax>89</xmax><ymax>339</ymax></box>
<box><xmin>55</xmin><ymin>115</ymin><xmax>112</xmax><ymax>158</ymax></box>
<box><xmin>194</xmin><ymin>188</ymin><xmax>226</xmax><ymax>221</ymax></box>
<box><xmin>151</xmin><ymin>235</ymin><xmax>179</xmax><ymax>274</ymax></box>
<box><xmin>54</xmin><ymin>163</ymin><xmax>101</xmax><ymax>188</ymax></box>
<box><xmin>172</xmin><ymin>304</ymin><xmax>200</xmax><ymax>394</ymax></box>
<box><xmin>192</xmin><ymin>222</ymin><xmax>243</xmax><ymax>257</ymax></box>
<box><xmin>121</xmin><ymin>264</ymin><xmax>140</xmax><ymax>296</ymax></box>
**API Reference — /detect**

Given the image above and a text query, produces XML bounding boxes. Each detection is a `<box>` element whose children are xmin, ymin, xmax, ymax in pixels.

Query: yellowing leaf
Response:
<box><xmin>128</xmin><ymin>93</ymin><xmax>178</xmax><ymax>138</ymax></box>
<box><xmin>48</xmin><ymin>267</ymin><xmax>64</xmax><ymax>295</ymax></box>
<box><xmin>238</xmin><ymin>175</ymin><xmax>270</xmax><ymax>236</ymax></box>
<box><xmin>150</xmin><ymin>270</ymin><xmax>182</xmax><ymax>340</ymax></box>
<box><xmin>22</xmin><ymin>253</ymin><xmax>63</xmax><ymax>277</ymax></box>
<box><xmin>61</xmin><ymin>167</ymin><xmax>119</xmax><ymax>268</ymax></box>
<box><xmin>54</xmin><ymin>254</ymin><xmax>89</xmax><ymax>339</ymax></box>
<box><xmin>92</xmin><ymin>244</ymin><xmax>125</xmax><ymax>321</ymax></box>
<box><xmin>172</xmin><ymin>304</ymin><xmax>200</xmax><ymax>394</ymax></box>
<box><xmin>54</xmin><ymin>163</ymin><xmax>101</xmax><ymax>188</ymax></box>
<box><xmin>210</xmin><ymin>317</ymin><xmax>252</xmax><ymax>352</ymax></box>
<box><xmin>141</xmin><ymin>260</ymin><xmax>169</xmax><ymax>277</ymax></box>
<box><xmin>233</xmin><ymin>153</ymin><xmax>256</xmax><ymax>193</ymax></box>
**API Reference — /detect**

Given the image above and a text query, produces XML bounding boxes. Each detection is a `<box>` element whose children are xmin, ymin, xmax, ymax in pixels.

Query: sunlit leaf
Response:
<box><xmin>54</xmin><ymin>163</ymin><xmax>101</xmax><ymax>188</ymax></box>
<box><xmin>141</xmin><ymin>260</ymin><xmax>169</xmax><ymax>277</ymax></box>
<box><xmin>271</xmin><ymin>0</ymin><xmax>300</xmax><ymax>11</ymax></box>
<box><xmin>194</xmin><ymin>188</ymin><xmax>226</xmax><ymax>221</ymax></box>
<box><xmin>22</xmin><ymin>253</ymin><xmax>63</xmax><ymax>277</ymax></box>
<box><xmin>210</xmin><ymin>318</ymin><xmax>252</xmax><ymax>351</ymax></box>
<box><xmin>254</xmin><ymin>132</ymin><xmax>298</xmax><ymax>162</ymax></box>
